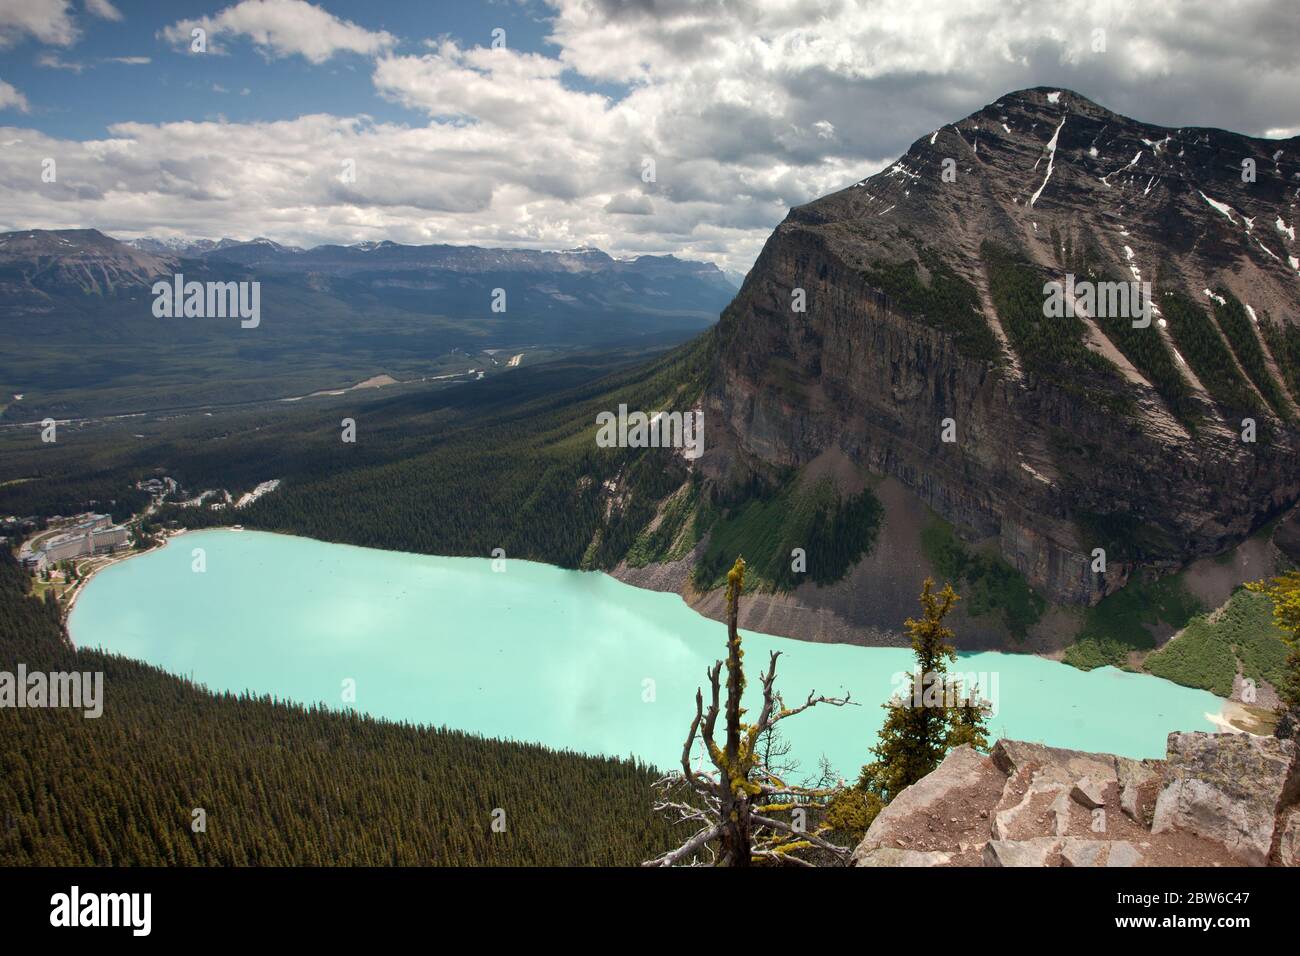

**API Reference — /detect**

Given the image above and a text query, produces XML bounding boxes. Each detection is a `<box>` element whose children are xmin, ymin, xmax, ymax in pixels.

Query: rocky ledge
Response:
<box><xmin>851</xmin><ymin>732</ymin><xmax>1300</xmax><ymax>867</ymax></box>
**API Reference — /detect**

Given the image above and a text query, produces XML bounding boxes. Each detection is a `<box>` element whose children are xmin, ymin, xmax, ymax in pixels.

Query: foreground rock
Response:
<box><xmin>850</xmin><ymin>745</ymin><xmax>1006</xmax><ymax>867</ymax></box>
<box><xmin>851</xmin><ymin>733</ymin><xmax>1300</xmax><ymax>867</ymax></box>
<box><xmin>1152</xmin><ymin>732</ymin><xmax>1300</xmax><ymax>865</ymax></box>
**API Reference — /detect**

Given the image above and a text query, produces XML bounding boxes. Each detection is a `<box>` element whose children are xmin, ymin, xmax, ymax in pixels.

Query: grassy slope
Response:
<box><xmin>1062</xmin><ymin>571</ymin><xmax>1203</xmax><ymax>670</ymax></box>
<box><xmin>1143</xmin><ymin>588</ymin><xmax>1290</xmax><ymax>696</ymax></box>
<box><xmin>691</xmin><ymin>475</ymin><xmax>884</xmax><ymax>593</ymax></box>
<box><xmin>919</xmin><ymin>517</ymin><xmax>1044</xmax><ymax>640</ymax></box>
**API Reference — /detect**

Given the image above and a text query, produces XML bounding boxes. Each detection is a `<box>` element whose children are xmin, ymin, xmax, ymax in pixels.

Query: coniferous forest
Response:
<box><xmin>0</xmin><ymin>548</ymin><xmax>689</xmax><ymax>865</ymax></box>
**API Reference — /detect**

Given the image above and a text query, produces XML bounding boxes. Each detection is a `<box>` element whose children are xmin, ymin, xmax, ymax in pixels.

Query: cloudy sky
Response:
<box><xmin>1</xmin><ymin>0</ymin><xmax>1298</xmax><ymax>272</ymax></box>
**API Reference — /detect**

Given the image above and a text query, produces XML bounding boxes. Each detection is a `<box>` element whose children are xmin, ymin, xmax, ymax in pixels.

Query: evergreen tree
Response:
<box><xmin>857</xmin><ymin>578</ymin><xmax>990</xmax><ymax>805</ymax></box>
<box><xmin>1245</xmin><ymin>572</ymin><xmax>1300</xmax><ymax>739</ymax></box>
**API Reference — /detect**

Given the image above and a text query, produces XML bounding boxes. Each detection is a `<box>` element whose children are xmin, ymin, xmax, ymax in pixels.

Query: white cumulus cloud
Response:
<box><xmin>84</xmin><ymin>0</ymin><xmax>121</xmax><ymax>22</ymax></box>
<box><xmin>3</xmin><ymin>0</ymin><xmax>1299</xmax><ymax>273</ymax></box>
<box><xmin>0</xmin><ymin>0</ymin><xmax>79</xmax><ymax>48</ymax></box>
<box><xmin>161</xmin><ymin>0</ymin><xmax>397</xmax><ymax>64</ymax></box>
<box><xmin>0</xmin><ymin>80</ymin><xmax>31</xmax><ymax>113</ymax></box>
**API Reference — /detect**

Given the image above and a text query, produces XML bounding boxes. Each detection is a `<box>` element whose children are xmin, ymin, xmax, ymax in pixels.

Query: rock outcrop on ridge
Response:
<box><xmin>850</xmin><ymin>732</ymin><xmax>1300</xmax><ymax>867</ymax></box>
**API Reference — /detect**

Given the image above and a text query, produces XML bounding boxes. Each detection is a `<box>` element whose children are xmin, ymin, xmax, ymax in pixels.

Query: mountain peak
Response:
<box><xmin>716</xmin><ymin>88</ymin><xmax>1300</xmax><ymax>610</ymax></box>
<box><xmin>0</xmin><ymin>228</ymin><xmax>173</xmax><ymax>299</ymax></box>
<box><xmin>807</xmin><ymin>86</ymin><xmax>1300</xmax><ymax>282</ymax></box>
<box><xmin>996</xmin><ymin>86</ymin><xmax>1088</xmax><ymax>107</ymax></box>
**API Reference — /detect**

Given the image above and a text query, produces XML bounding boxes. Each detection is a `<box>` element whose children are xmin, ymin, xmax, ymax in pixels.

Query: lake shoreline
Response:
<box><xmin>64</xmin><ymin>526</ymin><xmax>220</xmax><ymax>643</ymax></box>
<box><xmin>73</xmin><ymin>523</ymin><xmax>1083</xmax><ymax>659</ymax></box>
<box><xmin>66</xmin><ymin>526</ymin><xmax>1236</xmax><ymax>768</ymax></box>
<box><xmin>59</xmin><ymin>534</ymin><xmax>168</xmax><ymax>626</ymax></box>
<box><xmin>69</xmin><ymin>524</ymin><xmax>1242</xmax><ymax>697</ymax></box>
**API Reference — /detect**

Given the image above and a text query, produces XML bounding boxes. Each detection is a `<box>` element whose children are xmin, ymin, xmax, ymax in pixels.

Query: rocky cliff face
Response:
<box><xmin>851</xmin><ymin>733</ymin><xmax>1300</xmax><ymax>867</ymax></box>
<box><xmin>700</xmin><ymin>88</ymin><xmax>1300</xmax><ymax>606</ymax></box>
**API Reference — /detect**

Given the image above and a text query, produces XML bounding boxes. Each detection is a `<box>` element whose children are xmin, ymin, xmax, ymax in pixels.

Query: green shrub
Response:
<box><xmin>1062</xmin><ymin>636</ymin><xmax>1133</xmax><ymax>671</ymax></box>
<box><xmin>1143</xmin><ymin>616</ymin><xmax>1238</xmax><ymax>695</ymax></box>
<box><xmin>862</xmin><ymin>248</ymin><xmax>1002</xmax><ymax>362</ymax></box>
<box><xmin>1142</xmin><ymin>588</ymin><xmax>1291</xmax><ymax>695</ymax></box>
<box><xmin>920</xmin><ymin>518</ymin><xmax>1044</xmax><ymax>639</ymax></box>
<box><xmin>1079</xmin><ymin>572</ymin><xmax>1202</xmax><ymax>650</ymax></box>
<box><xmin>692</xmin><ymin>476</ymin><xmax>883</xmax><ymax>592</ymax></box>
<box><xmin>1215</xmin><ymin>588</ymin><xmax>1290</xmax><ymax>689</ymax></box>
<box><xmin>1063</xmin><ymin>571</ymin><xmax>1203</xmax><ymax>671</ymax></box>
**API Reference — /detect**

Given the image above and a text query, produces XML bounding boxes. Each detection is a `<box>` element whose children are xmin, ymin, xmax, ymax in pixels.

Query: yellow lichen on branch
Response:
<box><xmin>645</xmin><ymin>553</ymin><xmax>855</xmax><ymax>867</ymax></box>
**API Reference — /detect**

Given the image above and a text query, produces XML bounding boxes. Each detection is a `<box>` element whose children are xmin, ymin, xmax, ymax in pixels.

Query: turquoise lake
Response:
<box><xmin>69</xmin><ymin>529</ymin><xmax>1222</xmax><ymax>776</ymax></box>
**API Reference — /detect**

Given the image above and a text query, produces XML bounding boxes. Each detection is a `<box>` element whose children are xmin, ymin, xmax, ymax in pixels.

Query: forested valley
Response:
<box><xmin>1</xmin><ymin>329</ymin><xmax>883</xmax><ymax>592</ymax></box>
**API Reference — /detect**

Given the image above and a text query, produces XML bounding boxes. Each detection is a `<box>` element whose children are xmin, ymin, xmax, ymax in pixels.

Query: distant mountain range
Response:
<box><xmin>1</xmin><ymin>228</ymin><xmax>736</xmax><ymax>314</ymax></box>
<box><xmin>0</xmin><ymin>229</ymin><xmax>737</xmax><ymax>417</ymax></box>
<box><xmin>123</xmin><ymin>235</ymin><xmax>276</xmax><ymax>257</ymax></box>
<box><xmin>122</xmin><ymin>234</ymin><xmax>736</xmax><ymax>286</ymax></box>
